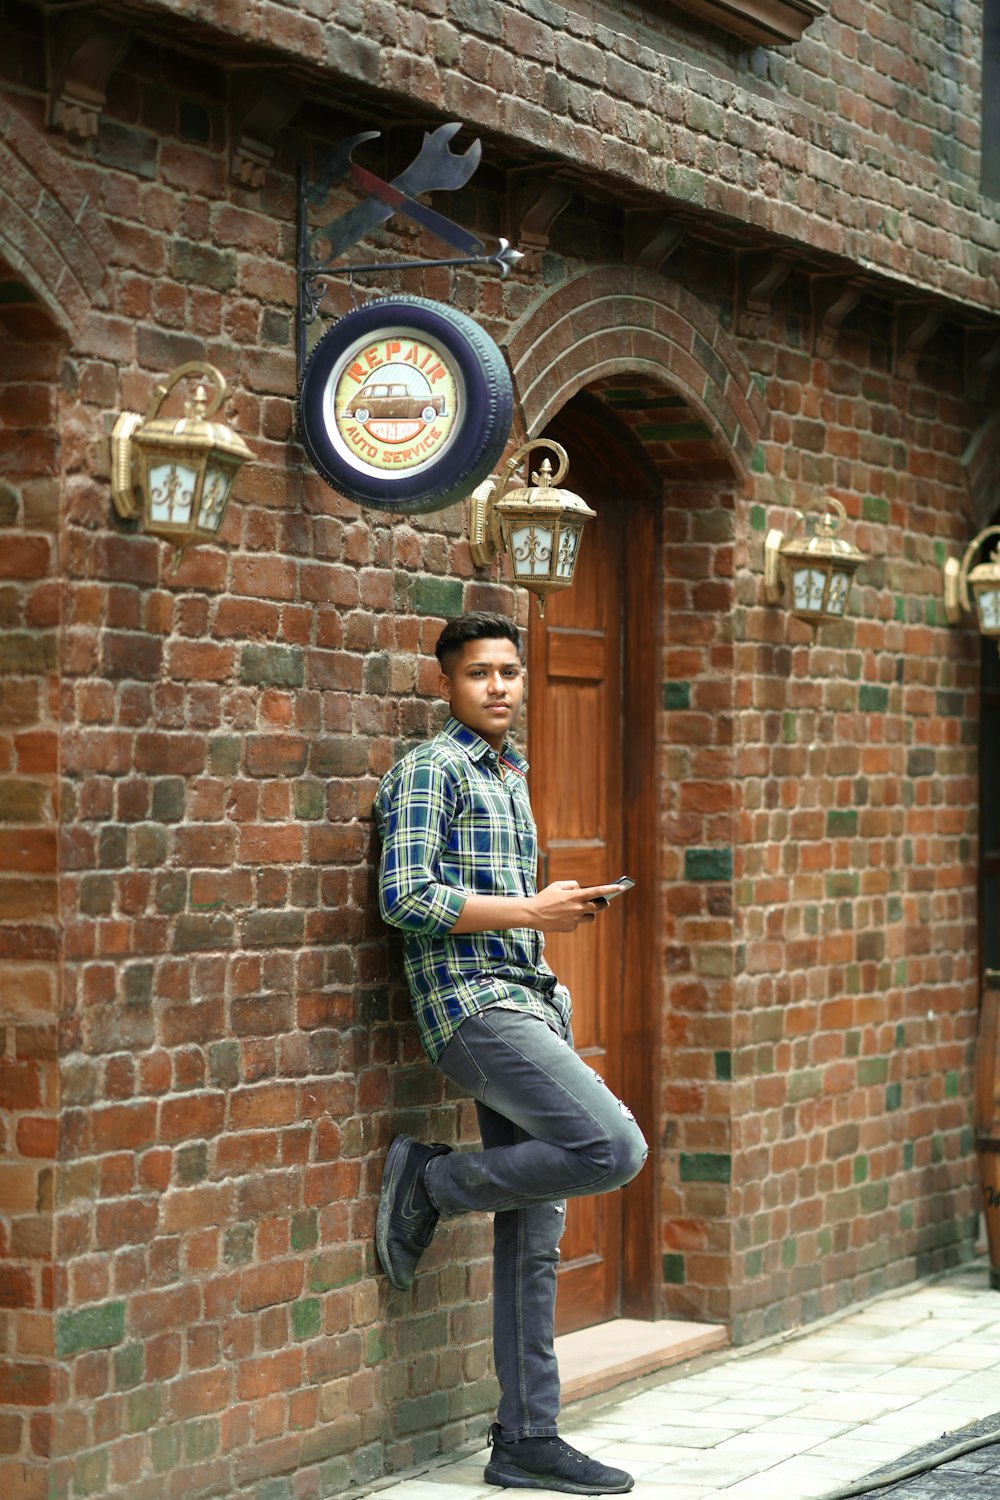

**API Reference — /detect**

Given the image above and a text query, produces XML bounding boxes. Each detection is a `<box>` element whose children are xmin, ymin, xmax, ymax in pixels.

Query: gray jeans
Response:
<box><xmin>424</xmin><ymin>1005</ymin><xmax>648</xmax><ymax>1440</ymax></box>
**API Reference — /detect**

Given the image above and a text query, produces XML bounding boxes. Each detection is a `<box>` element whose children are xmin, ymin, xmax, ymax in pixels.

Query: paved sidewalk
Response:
<box><xmin>361</xmin><ymin>1263</ymin><xmax>1000</xmax><ymax>1500</ymax></box>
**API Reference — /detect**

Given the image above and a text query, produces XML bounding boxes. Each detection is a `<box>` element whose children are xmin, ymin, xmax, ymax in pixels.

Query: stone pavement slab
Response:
<box><xmin>356</xmin><ymin>1263</ymin><xmax>1000</xmax><ymax>1499</ymax></box>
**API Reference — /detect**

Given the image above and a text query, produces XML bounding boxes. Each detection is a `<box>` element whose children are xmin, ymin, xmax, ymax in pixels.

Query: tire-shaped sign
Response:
<box><xmin>298</xmin><ymin>296</ymin><xmax>514</xmax><ymax>515</ymax></box>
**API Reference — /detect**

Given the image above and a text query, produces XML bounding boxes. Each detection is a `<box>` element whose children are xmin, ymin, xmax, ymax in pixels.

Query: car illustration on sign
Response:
<box><xmin>342</xmin><ymin>382</ymin><xmax>447</xmax><ymax>424</ymax></box>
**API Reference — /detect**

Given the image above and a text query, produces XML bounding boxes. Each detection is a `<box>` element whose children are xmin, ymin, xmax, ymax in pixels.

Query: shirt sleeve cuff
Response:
<box><xmin>422</xmin><ymin>884</ymin><xmax>466</xmax><ymax>934</ymax></box>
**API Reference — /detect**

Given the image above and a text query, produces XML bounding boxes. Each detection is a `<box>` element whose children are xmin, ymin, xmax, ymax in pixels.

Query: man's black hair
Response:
<box><xmin>435</xmin><ymin>612</ymin><xmax>523</xmax><ymax>674</ymax></box>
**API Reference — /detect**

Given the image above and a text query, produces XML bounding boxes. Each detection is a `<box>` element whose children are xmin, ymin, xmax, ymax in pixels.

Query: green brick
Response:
<box><xmin>294</xmin><ymin>781</ymin><xmax>325</xmax><ymax>821</ymax></box>
<box><xmin>684</xmin><ymin>848</ymin><xmax>733</xmax><ymax>882</ymax></box>
<box><xmin>240</xmin><ymin>644</ymin><xmax>304</xmax><ymax>688</ymax></box>
<box><xmin>860</xmin><ymin>1181</ymin><xmax>889</xmax><ymax>1213</ymax></box>
<box><xmin>115</xmin><ymin>1343</ymin><xmax>144</xmax><ymax>1390</ymax></box>
<box><xmin>177</xmin><ymin>1142</ymin><xmax>208</xmax><ymax>1185</ymax></box>
<box><xmin>291</xmin><ymin>1210</ymin><xmax>318</xmax><ymax>1252</ymax></box>
<box><xmin>680</xmin><ymin>1152</ymin><xmax>731</xmax><ymax>1183</ymax></box>
<box><xmin>787</xmin><ymin>1069</ymin><xmax>822</xmax><ymax>1102</ymax></box>
<box><xmin>858</xmin><ymin>1057</ymin><xmax>888</xmax><ymax>1086</ymax></box>
<box><xmin>56</xmin><ymin>1301</ymin><xmax>125</xmax><ymax>1357</ymax></box>
<box><xmin>128</xmin><ymin>1385</ymin><xmax>160</xmax><ymax>1433</ymax></box>
<box><xmin>931</xmin><ymin>1134</ymin><xmax>945</xmax><ymax>1163</ymax></box>
<box><xmin>862</xmin><ymin>495</ymin><xmax>890</xmax><ymax>524</ymax></box>
<box><xmin>853</xmin><ymin>1156</ymin><xmax>869</xmax><ymax>1184</ymax></box>
<box><xmin>750</xmin><ymin>444</ymin><xmax>766</xmax><ymax>474</ymax></box>
<box><xmin>662</xmin><ymin>1253</ymin><xmax>685</xmax><ymax>1285</ymax></box>
<box><xmin>310</xmin><ymin>1250</ymin><xmax>362</xmax><ymax>1291</ymax></box>
<box><xmin>75</xmin><ymin>1449</ymin><xmax>109</xmax><ymax>1496</ymax></box>
<box><xmin>292</xmin><ymin>1298</ymin><xmax>322</xmax><ymax>1341</ymax></box>
<box><xmin>900</xmin><ymin>1203</ymin><xmax>914</xmax><ymax>1230</ymax></box>
<box><xmin>781</xmin><ymin>712</ymin><xmax>797</xmax><ymax>744</ymax></box>
<box><xmin>750</xmin><ymin>504</ymin><xmax>767</xmax><ymax>532</ymax></box>
<box><xmin>208</xmin><ymin>735</ymin><xmax>242</xmax><ymax>775</ymax></box>
<box><xmin>826</xmin><ymin>809</ymin><xmax>858</xmax><ymax>836</ymax></box>
<box><xmin>817</xmin><ymin>1229</ymin><xmax>832</xmax><ymax>1256</ymax></box>
<box><xmin>745</xmin><ymin>1249</ymin><xmax>763</xmax><ymax>1277</ymax></box>
<box><xmin>184</xmin><ymin>1418</ymin><xmax>219</xmax><ymax>1461</ymax></box>
<box><xmin>903</xmin><ymin>1141</ymin><xmax>915</xmax><ymax>1171</ymax></box>
<box><xmin>663</xmin><ymin>681</ymin><xmax>691</xmax><ymax>710</ymax></box>
<box><xmin>936</xmin><ymin>690</ymin><xmax>963</xmax><ymax>717</ymax></box>
<box><xmin>826</xmin><ymin>873</ymin><xmax>859</xmax><ymax>898</ymax></box>
<box><xmin>859</xmin><ymin>684</ymin><xmax>889</xmax><ymax>712</ymax></box>
<box><xmin>714</xmin><ymin>1051</ymin><xmax>732</xmax><ymax>1081</ymax></box>
<box><xmin>366</xmin><ymin>1328</ymin><xmax>387</xmax><ymax>1364</ymax></box>
<box><xmin>411</xmin><ymin>576</ymin><xmax>464</xmax><ymax>618</ymax></box>
<box><xmin>152</xmin><ymin>1426</ymin><xmax>182</xmax><ymax>1474</ymax></box>
<box><xmin>223</xmin><ymin>1223</ymin><xmax>255</xmax><ymax>1266</ymax></box>
<box><xmin>885</xmin><ymin>1082</ymin><xmax>902</xmax><ymax>1111</ymax></box>
<box><xmin>945</xmin><ymin>1071</ymin><xmax>959</xmax><ymax>1098</ymax></box>
<box><xmin>781</xmin><ymin>1237</ymin><xmax>797</xmax><ymax>1268</ymax></box>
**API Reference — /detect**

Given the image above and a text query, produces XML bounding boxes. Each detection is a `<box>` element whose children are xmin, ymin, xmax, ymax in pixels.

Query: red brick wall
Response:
<box><xmin>0</xmin><ymin>311</ymin><xmax>63</xmax><ymax>1498</ymax></box>
<box><xmin>0</xmin><ymin>0</ymin><xmax>996</xmax><ymax>1493</ymax></box>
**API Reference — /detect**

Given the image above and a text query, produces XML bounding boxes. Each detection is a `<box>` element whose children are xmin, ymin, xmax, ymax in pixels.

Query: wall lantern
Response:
<box><xmin>111</xmin><ymin>363</ymin><xmax>253</xmax><ymax>564</ymax></box>
<box><xmin>764</xmin><ymin>497</ymin><xmax>867</xmax><ymax>624</ymax></box>
<box><xmin>468</xmin><ymin>439</ymin><xmax>596</xmax><ymax>615</ymax></box>
<box><xmin>944</xmin><ymin>526</ymin><xmax>1000</xmax><ymax>644</ymax></box>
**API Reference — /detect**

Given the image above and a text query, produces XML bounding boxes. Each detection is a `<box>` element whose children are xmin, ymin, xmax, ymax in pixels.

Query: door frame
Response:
<box><xmin>531</xmin><ymin>393</ymin><xmax>661</xmax><ymax>1321</ymax></box>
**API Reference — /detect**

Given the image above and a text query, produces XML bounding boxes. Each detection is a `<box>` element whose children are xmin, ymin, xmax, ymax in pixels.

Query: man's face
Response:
<box><xmin>439</xmin><ymin>637</ymin><xmax>525</xmax><ymax>750</ymax></box>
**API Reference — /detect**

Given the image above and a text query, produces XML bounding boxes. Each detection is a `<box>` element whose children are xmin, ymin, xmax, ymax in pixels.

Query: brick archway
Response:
<box><xmin>503</xmin><ymin>266</ymin><xmax>766</xmax><ymax>480</ymax></box>
<box><xmin>0</xmin><ymin>98</ymin><xmax>113</xmax><ymax>337</ymax></box>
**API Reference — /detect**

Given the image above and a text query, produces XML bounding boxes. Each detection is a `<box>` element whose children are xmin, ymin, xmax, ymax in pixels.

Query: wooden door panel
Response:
<box><xmin>548</xmin><ymin>630</ymin><xmax>605</xmax><ymax>680</ymax></box>
<box><xmin>529</xmin><ymin>468</ymin><xmax>624</xmax><ymax>1334</ymax></box>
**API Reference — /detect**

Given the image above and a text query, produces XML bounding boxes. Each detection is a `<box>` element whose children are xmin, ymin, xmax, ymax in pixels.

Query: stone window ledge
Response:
<box><xmin>668</xmin><ymin>0</ymin><xmax>825</xmax><ymax>45</ymax></box>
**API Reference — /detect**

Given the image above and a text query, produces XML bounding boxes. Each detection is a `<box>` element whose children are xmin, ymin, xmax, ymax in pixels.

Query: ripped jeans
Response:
<box><xmin>424</xmin><ymin>1005</ymin><xmax>648</xmax><ymax>1441</ymax></box>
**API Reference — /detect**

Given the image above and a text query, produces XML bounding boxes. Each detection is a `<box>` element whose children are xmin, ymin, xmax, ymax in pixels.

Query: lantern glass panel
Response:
<box><xmin>975</xmin><ymin>585</ymin><xmax>1000</xmax><ymax>633</ymax></box>
<box><xmin>826</xmin><ymin>570</ymin><xmax>850</xmax><ymax>616</ymax></box>
<box><xmin>555</xmin><ymin>525</ymin><xmax>581</xmax><ymax>580</ymax></box>
<box><xmin>198</xmin><ymin>465</ymin><xmax>233</xmax><ymax>533</ymax></box>
<box><xmin>509</xmin><ymin>522</ymin><xmax>555</xmax><ymax>579</ymax></box>
<box><xmin>791</xmin><ymin>565</ymin><xmax>828</xmax><ymax>615</ymax></box>
<box><xmin>148</xmin><ymin>461</ymin><xmax>199</xmax><ymax>525</ymax></box>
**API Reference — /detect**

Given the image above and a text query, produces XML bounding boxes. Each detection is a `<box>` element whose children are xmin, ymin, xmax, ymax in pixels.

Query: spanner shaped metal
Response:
<box><xmin>308</xmin><ymin>123</ymin><xmax>484</xmax><ymax>267</ymax></box>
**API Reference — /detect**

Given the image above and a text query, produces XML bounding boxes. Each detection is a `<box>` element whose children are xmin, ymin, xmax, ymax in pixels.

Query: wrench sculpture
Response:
<box><xmin>307</xmin><ymin>123</ymin><xmax>485</xmax><ymax>263</ymax></box>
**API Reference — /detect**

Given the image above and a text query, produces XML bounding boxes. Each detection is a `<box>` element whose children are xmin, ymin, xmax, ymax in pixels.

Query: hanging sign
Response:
<box><xmin>298</xmin><ymin>295</ymin><xmax>513</xmax><ymax>515</ymax></box>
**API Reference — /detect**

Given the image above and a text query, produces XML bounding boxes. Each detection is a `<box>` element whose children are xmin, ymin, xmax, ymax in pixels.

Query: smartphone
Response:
<box><xmin>593</xmin><ymin>876</ymin><xmax>635</xmax><ymax>909</ymax></box>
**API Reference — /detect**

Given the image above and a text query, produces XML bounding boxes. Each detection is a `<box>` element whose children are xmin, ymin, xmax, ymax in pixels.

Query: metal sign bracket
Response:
<box><xmin>296</xmin><ymin>123</ymin><xmax>522</xmax><ymax>382</ymax></box>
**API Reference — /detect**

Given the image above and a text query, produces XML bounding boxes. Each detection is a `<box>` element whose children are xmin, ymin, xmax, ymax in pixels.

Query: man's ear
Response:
<box><xmin>438</xmin><ymin>670</ymin><xmax>452</xmax><ymax>702</ymax></box>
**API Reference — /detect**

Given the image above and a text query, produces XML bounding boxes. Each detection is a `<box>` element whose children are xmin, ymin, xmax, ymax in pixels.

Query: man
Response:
<box><xmin>373</xmin><ymin>611</ymin><xmax>647</xmax><ymax>1496</ymax></box>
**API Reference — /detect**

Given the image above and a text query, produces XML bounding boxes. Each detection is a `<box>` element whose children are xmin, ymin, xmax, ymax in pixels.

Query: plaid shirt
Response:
<box><xmin>373</xmin><ymin>716</ymin><xmax>569</xmax><ymax>1061</ymax></box>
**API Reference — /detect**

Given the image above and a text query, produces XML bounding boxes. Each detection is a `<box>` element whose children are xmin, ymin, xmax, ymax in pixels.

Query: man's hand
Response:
<box><xmin>527</xmin><ymin>881</ymin><xmax>626</xmax><ymax>932</ymax></box>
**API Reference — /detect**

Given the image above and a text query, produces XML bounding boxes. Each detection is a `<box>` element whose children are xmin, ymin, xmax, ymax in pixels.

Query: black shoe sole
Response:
<box><xmin>376</xmin><ymin>1135</ymin><xmax>415</xmax><ymax>1291</ymax></box>
<box><xmin>484</xmin><ymin>1460</ymin><xmax>634</xmax><ymax>1495</ymax></box>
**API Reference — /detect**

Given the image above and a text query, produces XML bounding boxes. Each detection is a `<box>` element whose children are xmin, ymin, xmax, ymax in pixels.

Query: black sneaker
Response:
<box><xmin>484</xmin><ymin>1423</ymin><xmax>635</xmax><ymax>1495</ymax></box>
<box><xmin>375</xmin><ymin>1135</ymin><xmax>451</xmax><ymax>1290</ymax></box>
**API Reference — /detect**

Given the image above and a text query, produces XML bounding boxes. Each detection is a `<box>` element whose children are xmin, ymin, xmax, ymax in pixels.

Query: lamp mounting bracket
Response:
<box><xmin>296</xmin><ymin>123</ymin><xmax>523</xmax><ymax>382</ymax></box>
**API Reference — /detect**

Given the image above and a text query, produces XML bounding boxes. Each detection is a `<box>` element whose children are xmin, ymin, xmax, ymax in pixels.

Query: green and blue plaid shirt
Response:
<box><xmin>373</xmin><ymin>716</ymin><xmax>569</xmax><ymax>1061</ymax></box>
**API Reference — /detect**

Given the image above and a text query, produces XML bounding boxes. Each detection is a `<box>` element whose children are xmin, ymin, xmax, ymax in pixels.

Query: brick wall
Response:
<box><xmin>0</xmin><ymin>0</ymin><xmax>997</xmax><ymax>1493</ymax></box>
<box><xmin>0</xmin><ymin>310</ymin><xmax>64</xmax><ymax>1496</ymax></box>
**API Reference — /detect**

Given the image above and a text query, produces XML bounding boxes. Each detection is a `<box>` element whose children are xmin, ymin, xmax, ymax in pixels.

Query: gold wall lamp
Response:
<box><xmin>764</xmin><ymin>497</ymin><xmax>867</xmax><ymax>624</ymax></box>
<box><xmin>944</xmin><ymin>525</ymin><xmax>1000</xmax><ymax>644</ymax></box>
<box><xmin>468</xmin><ymin>439</ymin><xmax>596</xmax><ymax>615</ymax></box>
<box><xmin>112</xmin><ymin>363</ymin><xmax>253</xmax><ymax>565</ymax></box>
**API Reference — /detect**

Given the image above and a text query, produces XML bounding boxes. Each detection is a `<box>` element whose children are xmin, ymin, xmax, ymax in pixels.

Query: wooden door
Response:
<box><xmin>528</xmin><ymin>455</ymin><xmax>627</xmax><ymax>1334</ymax></box>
